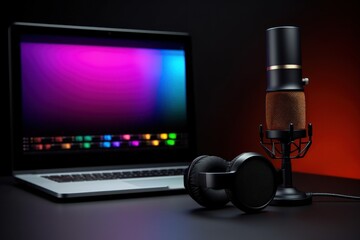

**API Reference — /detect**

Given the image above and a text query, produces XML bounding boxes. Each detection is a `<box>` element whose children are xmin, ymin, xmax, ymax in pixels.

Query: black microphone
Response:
<box><xmin>260</xmin><ymin>26</ymin><xmax>313</xmax><ymax>206</ymax></box>
<box><xmin>265</xmin><ymin>26</ymin><xmax>310</xmax><ymax>137</ymax></box>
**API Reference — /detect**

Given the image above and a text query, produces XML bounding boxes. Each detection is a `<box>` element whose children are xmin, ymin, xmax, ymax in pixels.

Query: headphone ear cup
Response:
<box><xmin>183</xmin><ymin>156</ymin><xmax>204</xmax><ymax>192</ymax></box>
<box><xmin>185</xmin><ymin>155</ymin><xmax>230</xmax><ymax>209</ymax></box>
<box><xmin>225</xmin><ymin>152</ymin><xmax>277</xmax><ymax>213</ymax></box>
<box><xmin>184</xmin><ymin>155</ymin><xmax>210</xmax><ymax>192</ymax></box>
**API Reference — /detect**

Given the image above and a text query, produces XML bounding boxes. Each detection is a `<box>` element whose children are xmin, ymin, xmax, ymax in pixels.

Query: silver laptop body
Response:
<box><xmin>9</xmin><ymin>22</ymin><xmax>196</xmax><ymax>198</ymax></box>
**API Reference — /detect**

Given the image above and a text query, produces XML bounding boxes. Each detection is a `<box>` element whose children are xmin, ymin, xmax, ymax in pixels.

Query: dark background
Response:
<box><xmin>2</xmin><ymin>0</ymin><xmax>359</xmax><ymax>178</ymax></box>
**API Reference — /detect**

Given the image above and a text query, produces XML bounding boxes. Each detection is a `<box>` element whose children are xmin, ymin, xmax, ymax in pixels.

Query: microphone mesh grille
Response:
<box><xmin>266</xmin><ymin>91</ymin><xmax>306</xmax><ymax>130</ymax></box>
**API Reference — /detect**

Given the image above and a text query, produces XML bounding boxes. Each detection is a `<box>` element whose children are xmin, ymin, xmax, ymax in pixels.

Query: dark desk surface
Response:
<box><xmin>0</xmin><ymin>173</ymin><xmax>359</xmax><ymax>240</ymax></box>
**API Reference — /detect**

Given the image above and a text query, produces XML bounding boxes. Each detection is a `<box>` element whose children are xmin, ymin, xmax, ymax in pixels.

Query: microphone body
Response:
<box><xmin>266</xmin><ymin>26</ymin><xmax>306</xmax><ymax>134</ymax></box>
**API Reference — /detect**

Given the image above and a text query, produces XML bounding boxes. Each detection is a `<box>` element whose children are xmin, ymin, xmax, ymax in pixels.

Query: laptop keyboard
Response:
<box><xmin>42</xmin><ymin>168</ymin><xmax>186</xmax><ymax>183</ymax></box>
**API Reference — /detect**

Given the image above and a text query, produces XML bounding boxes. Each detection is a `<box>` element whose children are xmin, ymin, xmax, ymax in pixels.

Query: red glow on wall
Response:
<box><xmin>290</xmin><ymin>25</ymin><xmax>360</xmax><ymax>180</ymax></box>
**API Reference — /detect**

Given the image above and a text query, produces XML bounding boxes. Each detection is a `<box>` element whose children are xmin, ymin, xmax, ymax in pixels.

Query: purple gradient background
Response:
<box><xmin>21</xmin><ymin>39</ymin><xmax>187</xmax><ymax>136</ymax></box>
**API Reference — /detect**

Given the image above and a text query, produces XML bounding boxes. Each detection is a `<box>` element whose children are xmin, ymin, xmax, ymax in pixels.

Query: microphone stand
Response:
<box><xmin>260</xmin><ymin>123</ymin><xmax>313</xmax><ymax>206</ymax></box>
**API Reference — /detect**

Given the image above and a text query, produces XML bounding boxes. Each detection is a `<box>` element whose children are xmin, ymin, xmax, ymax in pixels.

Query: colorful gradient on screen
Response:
<box><xmin>20</xmin><ymin>36</ymin><xmax>187</xmax><ymax>136</ymax></box>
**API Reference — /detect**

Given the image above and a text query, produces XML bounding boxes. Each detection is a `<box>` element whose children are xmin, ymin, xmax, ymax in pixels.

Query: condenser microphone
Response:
<box><xmin>266</xmin><ymin>26</ymin><xmax>308</xmax><ymax>133</ymax></box>
<box><xmin>260</xmin><ymin>26</ymin><xmax>313</xmax><ymax>206</ymax></box>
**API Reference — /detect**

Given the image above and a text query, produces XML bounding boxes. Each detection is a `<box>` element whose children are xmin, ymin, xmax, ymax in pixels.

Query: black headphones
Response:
<box><xmin>184</xmin><ymin>152</ymin><xmax>280</xmax><ymax>213</ymax></box>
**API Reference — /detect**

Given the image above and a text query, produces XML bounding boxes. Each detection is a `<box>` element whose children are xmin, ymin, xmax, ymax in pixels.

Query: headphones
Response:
<box><xmin>184</xmin><ymin>152</ymin><xmax>280</xmax><ymax>213</ymax></box>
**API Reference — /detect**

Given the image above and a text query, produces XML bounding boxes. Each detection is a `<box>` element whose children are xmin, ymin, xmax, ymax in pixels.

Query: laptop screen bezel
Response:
<box><xmin>9</xmin><ymin>22</ymin><xmax>197</xmax><ymax>172</ymax></box>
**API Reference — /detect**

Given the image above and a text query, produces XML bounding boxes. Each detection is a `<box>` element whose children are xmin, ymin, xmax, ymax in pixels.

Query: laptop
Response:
<box><xmin>8</xmin><ymin>22</ymin><xmax>196</xmax><ymax>198</ymax></box>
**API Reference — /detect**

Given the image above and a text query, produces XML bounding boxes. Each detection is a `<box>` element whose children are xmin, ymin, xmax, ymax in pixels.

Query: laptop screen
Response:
<box><xmin>9</xmin><ymin>23</ymin><xmax>196</xmax><ymax>171</ymax></box>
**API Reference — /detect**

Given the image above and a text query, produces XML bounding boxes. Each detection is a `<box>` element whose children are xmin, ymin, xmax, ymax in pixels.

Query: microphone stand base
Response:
<box><xmin>270</xmin><ymin>187</ymin><xmax>312</xmax><ymax>206</ymax></box>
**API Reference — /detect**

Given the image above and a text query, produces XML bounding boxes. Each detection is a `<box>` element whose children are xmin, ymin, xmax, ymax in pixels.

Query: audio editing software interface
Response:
<box><xmin>23</xmin><ymin>133</ymin><xmax>185</xmax><ymax>152</ymax></box>
<box><xmin>19</xmin><ymin>33</ymin><xmax>189</xmax><ymax>154</ymax></box>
